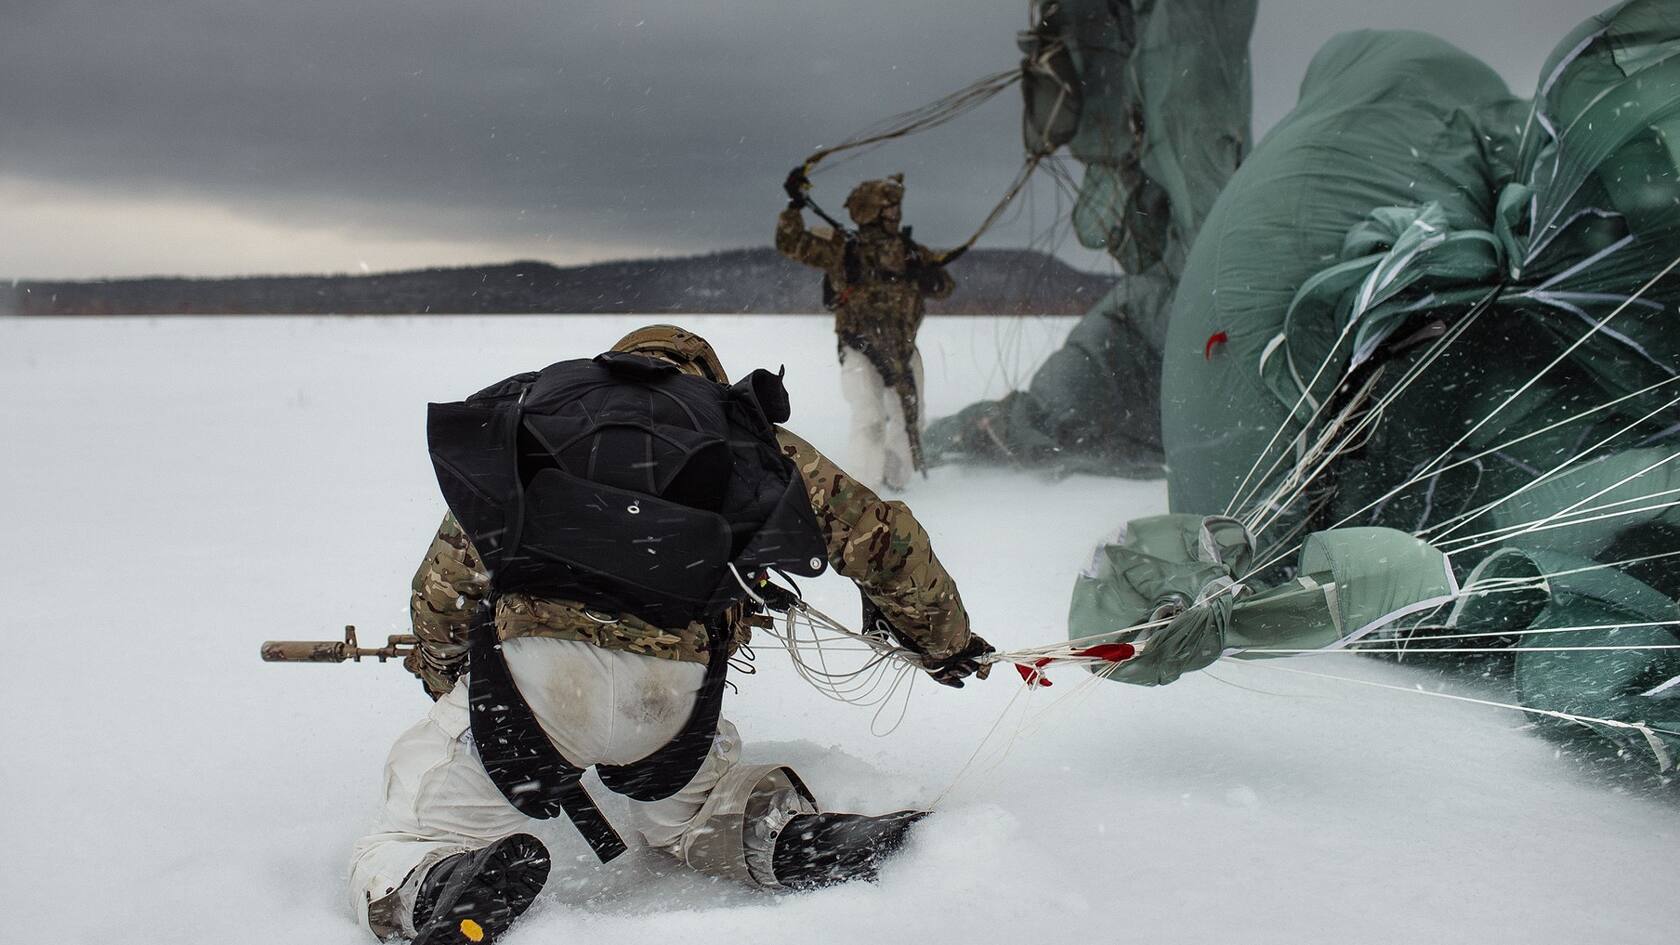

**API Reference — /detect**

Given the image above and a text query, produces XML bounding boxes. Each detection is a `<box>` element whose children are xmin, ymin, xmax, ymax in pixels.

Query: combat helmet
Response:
<box><xmin>844</xmin><ymin>174</ymin><xmax>905</xmax><ymax>227</ymax></box>
<box><xmin>611</xmin><ymin>324</ymin><xmax>729</xmax><ymax>384</ymax></box>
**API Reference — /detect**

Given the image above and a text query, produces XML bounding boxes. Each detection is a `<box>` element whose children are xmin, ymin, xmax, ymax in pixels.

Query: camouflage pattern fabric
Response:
<box><xmin>777</xmin><ymin>428</ymin><xmax>971</xmax><ymax>659</ymax></box>
<box><xmin>406</xmin><ymin>513</ymin><xmax>727</xmax><ymax>697</ymax></box>
<box><xmin>406</xmin><ymin>514</ymin><xmax>484</xmax><ymax>696</ymax></box>
<box><xmin>842</xmin><ymin>176</ymin><xmax>905</xmax><ymax>227</ymax></box>
<box><xmin>774</xmin><ymin>206</ymin><xmax>953</xmax><ymax>383</ymax></box>
<box><xmin>406</xmin><ymin>430</ymin><xmax>973</xmax><ymax>695</ymax></box>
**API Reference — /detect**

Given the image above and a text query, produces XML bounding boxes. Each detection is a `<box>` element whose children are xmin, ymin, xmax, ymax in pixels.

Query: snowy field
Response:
<box><xmin>2</xmin><ymin>313</ymin><xmax>1676</xmax><ymax>945</ymax></box>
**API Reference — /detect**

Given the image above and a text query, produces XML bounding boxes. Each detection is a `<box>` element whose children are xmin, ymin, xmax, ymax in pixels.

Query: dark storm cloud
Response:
<box><xmin>2</xmin><ymin>1</ymin><xmax>1028</xmax><ymax>258</ymax></box>
<box><xmin>0</xmin><ymin>0</ymin><xmax>1612</xmax><ymax>277</ymax></box>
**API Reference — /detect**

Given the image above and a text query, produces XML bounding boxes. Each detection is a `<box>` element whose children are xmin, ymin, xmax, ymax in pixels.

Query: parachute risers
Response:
<box><xmin>1013</xmin><ymin>642</ymin><xmax>1138</xmax><ymax>689</ymax></box>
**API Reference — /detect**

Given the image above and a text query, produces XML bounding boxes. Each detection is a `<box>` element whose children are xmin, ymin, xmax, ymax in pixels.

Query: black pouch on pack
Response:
<box><xmin>427</xmin><ymin>351</ymin><xmax>828</xmax><ymax>625</ymax></box>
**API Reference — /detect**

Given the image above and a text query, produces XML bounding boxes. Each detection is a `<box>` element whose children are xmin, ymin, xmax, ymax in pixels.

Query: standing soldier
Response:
<box><xmin>776</xmin><ymin>171</ymin><xmax>956</xmax><ymax>490</ymax></box>
<box><xmin>347</xmin><ymin>325</ymin><xmax>993</xmax><ymax>945</ymax></box>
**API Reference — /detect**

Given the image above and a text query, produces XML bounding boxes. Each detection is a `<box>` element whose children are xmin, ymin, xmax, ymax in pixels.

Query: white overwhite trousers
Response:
<box><xmin>347</xmin><ymin>638</ymin><xmax>758</xmax><ymax>936</ymax></box>
<box><xmin>839</xmin><ymin>345</ymin><xmax>924</xmax><ymax>491</ymax></box>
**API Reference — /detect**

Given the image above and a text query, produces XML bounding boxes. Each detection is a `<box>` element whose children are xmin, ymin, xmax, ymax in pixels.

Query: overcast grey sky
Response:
<box><xmin>0</xmin><ymin>0</ymin><xmax>1609</xmax><ymax>280</ymax></box>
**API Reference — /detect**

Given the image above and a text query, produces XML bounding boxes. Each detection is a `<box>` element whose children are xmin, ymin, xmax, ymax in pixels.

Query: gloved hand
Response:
<box><xmin>783</xmin><ymin>167</ymin><xmax>811</xmax><ymax>208</ymax></box>
<box><xmin>922</xmin><ymin>634</ymin><xmax>994</xmax><ymax>688</ymax></box>
<box><xmin>752</xmin><ymin>576</ymin><xmax>802</xmax><ymax>613</ymax></box>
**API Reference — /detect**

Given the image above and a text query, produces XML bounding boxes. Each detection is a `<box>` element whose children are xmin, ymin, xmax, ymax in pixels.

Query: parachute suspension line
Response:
<box><xmin>1529</xmin><ymin>546</ymin><xmax>1680</xmax><ymax>582</ymax></box>
<box><xmin>1222</xmin><ymin>659</ymin><xmax>1678</xmax><ymax>771</ymax></box>
<box><xmin>1251</xmin><ymin>644</ymin><xmax>1680</xmax><ymax>656</ymax></box>
<box><xmin>1357</xmin><ymin>618</ymin><xmax>1680</xmax><ymax>646</ymax></box>
<box><xmin>1239</xmin><ymin>288</ymin><xmax>1500</xmax><ymax>533</ymax></box>
<box><xmin>796</xmin><ymin>65</ymin><xmax>1050</xmax><ymax>264</ymax></box>
<box><xmin>1445</xmin><ymin>494</ymin><xmax>1680</xmax><ymax>557</ymax></box>
<box><xmin>978</xmin><ymin>672</ymin><xmax>1109</xmax><ymax>783</ymax></box>
<box><xmin>1244</xmin><ymin>258</ymin><xmax>1679</xmax><ymax>581</ymax></box>
<box><xmin>1239</xmin><ymin>297</ymin><xmax>1499</xmax><ymax>542</ymax></box>
<box><xmin>1421</xmin><ymin>406</ymin><xmax>1680</xmax><ymax>549</ymax></box>
<box><xmin>930</xmin><ymin>681</ymin><xmax>1033</xmax><ymax>808</ymax></box>
<box><xmin>994</xmin><ymin>156</ymin><xmax>1088</xmax><ymax>391</ymax></box>
<box><xmin>999</xmin><ymin>612</ymin><xmax>1177</xmax><ymax>661</ymax></box>
<box><xmin>1221</xmin><ymin>316</ymin><xmax>1369</xmax><ymax>519</ymax></box>
<box><xmin>976</xmin><ymin>156</ymin><xmax>1082</xmax><ymax>398</ymax></box>
<box><xmin>947</xmin><ymin>153</ymin><xmax>1047</xmax><ymax>260</ymax></box>
<box><xmin>1228</xmin><ymin>285</ymin><xmax>1497</xmax><ymax>527</ymax></box>
<box><xmin>800</xmin><ymin>68</ymin><xmax>1020</xmax><ymax>175</ymax></box>
<box><xmin>1009</xmin><ymin>663</ymin><xmax>1126</xmax><ymax>745</ymax></box>
<box><xmin>934</xmin><ymin>651</ymin><xmax>1135</xmax><ymax>807</ymax></box>
<box><xmin>1321</xmin><ymin>373</ymin><xmax>1680</xmax><ymax>546</ymax></box>
<box><xmin>735</xmin><ymin>573</ymin><xmax>1147</xmax><ymax>737</ymax></box>
<box><xmin>1241</xmin><ymin>490</ymin><xmax>1340</xmax><ymax>580</ymax></box>
<box><xmin>1230</xmin><ymin>309</ymin><xmax>1444</xmax><ymax>525</ymax></box>
<box><xmin>1424</xmin><ymin>420</ymin><xmax>1680</xmax><ymax>545</ymax></box>
<box><xmin>729</xmin><ymin>568</ymin><xmax>932</xmax><ymax>733</ymax></box>
<box><xmin>761</xmin><ymin>605</ymin><xmax>924</xmax><ymax>736</ymax></box>
<box><xmin>1437</xmin><ymin>480</ymin><xmax>1680</xmax><ymax>552</ymax></box>
<box><xmin>1389</xmin><ymin>251</ymin><xmax>1680</xmax><ymax>513</ymax></box>
<box><xmin>1243</xmin><ymin>370</ymin><xmax>1386</xmax><ymax>538</ymax></box>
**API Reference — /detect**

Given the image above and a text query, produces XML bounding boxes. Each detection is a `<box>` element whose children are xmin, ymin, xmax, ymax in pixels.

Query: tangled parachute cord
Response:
<box><xmin>788</xmin><ymin>52</ymin><xmax>1062</xmax><ymax>263</ymax></box>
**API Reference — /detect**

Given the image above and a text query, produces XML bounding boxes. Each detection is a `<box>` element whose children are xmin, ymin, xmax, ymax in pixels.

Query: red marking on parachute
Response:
<box><xmin>1204</xmin><ymin>331</ymin><xmax>1229</xmax><ymax>360</ymax></box>
<box><xmin>1015</xmin><ymin>658</ymin><xmax>1054</xmax><ymax>688</ymax></box>
<box><xmin>1074</xmin><ymin>643</ymin><xmax>1136</xmax><ymax>663</ymax></box>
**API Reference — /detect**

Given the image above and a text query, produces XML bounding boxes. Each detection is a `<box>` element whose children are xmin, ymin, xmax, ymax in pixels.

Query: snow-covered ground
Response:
<box><xmin>2</xmin><ymin>313</ymin><xmax>1675</xmax><ymax>944</ymax></box>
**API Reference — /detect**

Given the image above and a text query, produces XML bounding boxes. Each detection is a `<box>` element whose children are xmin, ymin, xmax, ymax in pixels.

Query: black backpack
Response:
<box><xmin>426</xmin><ymin>351</ymin><xmax>829</xmax><ymax>626</ymax></box>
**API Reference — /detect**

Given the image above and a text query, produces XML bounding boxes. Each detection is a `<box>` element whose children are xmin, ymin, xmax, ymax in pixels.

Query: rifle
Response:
<box><xmin>261</xmin><ymin>625</ymin><xmax>417</xmax><ymax>664</ymax></box>
<box><xmin>262</xmin><ymin>612</ymin><xmax>781</xmax><ymax>668</ymax></box>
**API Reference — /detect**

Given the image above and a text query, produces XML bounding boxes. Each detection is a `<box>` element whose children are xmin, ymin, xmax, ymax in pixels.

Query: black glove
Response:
<box><xmin>752</xmin><ymin>576</ymin><xmax>802</xmax><ymax>613</ymax></box>
<box><xmin>860</xmin><ymin>593</ymin><xmax>992</xmax><ymax>687</ymax></box>
<box><xmin>922</xmin><ymin>634</ymin><xmax>994</xmax><ymax>688</ymax></box>
<box><xmin>783</xmin><ymin>167</ymin><xmax>810</xmax><ymax>207</ymax></box>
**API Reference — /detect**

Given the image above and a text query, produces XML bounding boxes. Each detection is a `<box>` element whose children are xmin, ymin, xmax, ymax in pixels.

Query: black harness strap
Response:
<box><xmin>465</xmin><ymin>604</ymin><xmax>733</xmax><ymax>862</ymax></box>
<box><xmin>466</xmin><ymin>606</ymin><xmax>628</xmax><ymax>863</ymax></box>
<box><xmin>597</xmin><ymin>620</ymin><xmax>730</xmax><ymax>800</ymax></box>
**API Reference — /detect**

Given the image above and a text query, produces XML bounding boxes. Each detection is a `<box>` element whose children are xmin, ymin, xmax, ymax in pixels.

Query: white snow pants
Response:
<box><xmin>839</xmin><ymin>345</ymin><xmax>924</xmax><ymax>491</ymax></box>
<box><xmin>347</xmin><ymin>637</ymin><xmax>778</xmax><ymax>936</ymax></box>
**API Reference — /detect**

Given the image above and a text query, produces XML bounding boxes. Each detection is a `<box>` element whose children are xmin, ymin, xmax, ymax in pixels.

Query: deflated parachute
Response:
<box><xmin>861</xmin><ymin>0</ymin><xmax>1679</xmax><ymax>773</ymax></box>
<box><xmin>925</xmin><ymin>0</ymin><xmax>1255</xmax><ymax>474</ymax></box>
<box><xmin>1047</xmin><ymin>1</ymin><xmax>1680</xmax><ymax>771</ymax></box>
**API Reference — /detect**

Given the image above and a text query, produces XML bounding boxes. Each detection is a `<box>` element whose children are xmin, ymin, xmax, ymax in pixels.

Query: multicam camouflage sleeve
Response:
<box><xmin>913</xmin><ymin>240</ymin><xmax>956</xmax><ymax>300</ymax></box>
<box><xmin>406</xmin><ymin>512</ymin><xmax>489</xmax><ymax>697</ymax></box>
<box><xmin>775</xmin><ymin>206</ymin><xmax>843</xmax><ymax>272</ymax></box>
<box><xmin>776</xmin><ymin>428</ymin><xmax>973</xmax><ymax>659</ymax></box>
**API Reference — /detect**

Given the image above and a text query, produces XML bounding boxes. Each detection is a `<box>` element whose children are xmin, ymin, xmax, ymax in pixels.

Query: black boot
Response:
<box><xmin>411</xmin><ymin>833</ymin><xmax>551</xmax><ymax>945</ymax></box>
<box><xmin>770</xmin><ymin>810</ymin><xmax>929</xmax><ymax>890</ymax></box>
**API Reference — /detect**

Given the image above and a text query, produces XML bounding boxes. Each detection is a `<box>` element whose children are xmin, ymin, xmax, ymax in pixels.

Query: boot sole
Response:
<box><xmin>413</xmin><ymin>833</ymin><xmax>551</xmax><ymax>945</ymax></box>
<box><xmin>772</xmin><ymin>810</ymin><xmax>930</xmax><ymax>890</ymax></box>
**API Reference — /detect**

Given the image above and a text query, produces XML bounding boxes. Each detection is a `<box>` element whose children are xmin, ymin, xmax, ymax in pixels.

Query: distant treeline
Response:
<box><xmin>4</xmin><ymin>247</ymin><xmax>1115</xmax><ymax>316</ymax></box>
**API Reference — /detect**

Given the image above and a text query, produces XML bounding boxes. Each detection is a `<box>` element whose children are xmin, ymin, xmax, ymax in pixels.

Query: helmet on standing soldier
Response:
<box><xmin>844</xmin><ymin>174</ymin><xmax>905</xmax><ymax>227</ymax></box>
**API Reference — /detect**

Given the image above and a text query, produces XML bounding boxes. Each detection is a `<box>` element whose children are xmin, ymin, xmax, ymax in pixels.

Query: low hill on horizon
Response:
<box><xmin>4</xmin><ymin>247</ymin><xmax>1115</xmax><ymax>316</ymax></box>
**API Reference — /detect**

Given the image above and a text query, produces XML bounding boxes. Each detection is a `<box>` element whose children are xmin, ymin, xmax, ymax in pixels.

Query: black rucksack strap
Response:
<box><xmin>466</xmin><ymin>605</ymin><xmax>628</xmax><ymax>863</ymax></box>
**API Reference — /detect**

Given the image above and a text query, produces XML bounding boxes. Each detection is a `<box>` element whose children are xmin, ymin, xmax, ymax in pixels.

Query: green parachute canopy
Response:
<box><xmin>926</xmin><ymin>0</ymin><xmax>1255</xmax><ymax>474</ymax></box>
<box><xmin>965</xmin><ymin>1</ymin><xmax>1680</xmax><ymax>772</ymax></box>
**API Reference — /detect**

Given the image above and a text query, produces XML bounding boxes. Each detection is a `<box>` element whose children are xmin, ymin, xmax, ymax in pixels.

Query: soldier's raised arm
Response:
<box><xmin>775</xmin><ymin>428</ymin><xmax>975</xmax><ymax>662</ymax></box>
<box><xmin>775</xmin><ymin>204</ymin><xmax>843</xmax><ymax>271</ymax></box>
<box><xmin>404</xmin><ymin>511</ymin><xmax>489</xmax><ymax>697</ymax></box>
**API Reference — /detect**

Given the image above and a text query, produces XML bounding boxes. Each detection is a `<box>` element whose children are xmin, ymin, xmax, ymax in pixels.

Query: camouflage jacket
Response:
<box><xmin>406</xmin><ymin>427</ymin><xmax>972</xmax><ymax>697</ymax></box>
<box><xmin>775</xmin><ymin>207</ymin><xmax>955</xmax><ymax>382</ymax></box>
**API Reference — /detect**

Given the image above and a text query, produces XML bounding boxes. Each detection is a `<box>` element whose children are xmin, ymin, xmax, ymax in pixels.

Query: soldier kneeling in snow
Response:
<box><xmin>348</xmin><ymin>324</ymin><xmax>992</xmax><ymax>944</ymax></box>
